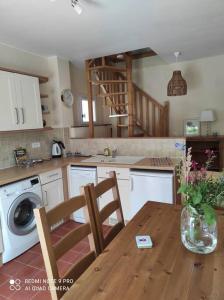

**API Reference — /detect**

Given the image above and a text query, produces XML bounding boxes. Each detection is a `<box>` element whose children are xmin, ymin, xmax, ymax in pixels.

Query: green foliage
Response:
<box><xmin>178</xmin><ymin>176</ymin><xmax>224</xmax><ymax>225</ymax></box>
<box><xmin>177</xmin><ymin>147</ymin><xmax>224</xmax><ymax>225</ymax></box>
<box><xmin>201</xmin><ymin>203</ymin><xmax>216</xmax><ymax>225</ymax></box>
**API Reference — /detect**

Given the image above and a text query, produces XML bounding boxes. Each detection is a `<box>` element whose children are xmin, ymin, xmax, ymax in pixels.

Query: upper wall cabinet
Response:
<box><xmin>0</xmin><ymin>70</ymin><xmax>43</xmax><ymax>131</ymax></box>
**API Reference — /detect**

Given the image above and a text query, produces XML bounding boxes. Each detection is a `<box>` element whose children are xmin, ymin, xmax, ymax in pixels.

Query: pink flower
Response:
<box><xmin>205</xmin><ymin>149</ymin><xmax>215</xmax><ymax>158</ymax></box>
<box><xmin>191</xmin><ymin>160</ymin><xmax>198</xmax><ymax>170</ymax></box>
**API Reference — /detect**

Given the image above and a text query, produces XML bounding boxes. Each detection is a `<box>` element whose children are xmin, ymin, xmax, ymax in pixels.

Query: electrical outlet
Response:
<box><xmin>32</xmin><ymin>142</ymin><xmax>40</xmax><ymax>149</ymax></box>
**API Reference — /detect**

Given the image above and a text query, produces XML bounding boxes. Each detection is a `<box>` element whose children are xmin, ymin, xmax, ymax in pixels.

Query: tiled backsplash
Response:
<box><xmin>70</xmin><ymin>138</ymin><xmax>186</xmax><ymax>158</ymax></box>
<box><xmin>0</xmin><ymin>128</ymin><xmax>70</xmax><ymax>169</ymax></box>
<box><xmin>0</xmin><ymin>134</ymin><xmax>186</xmax><ymax>170</ymax></box>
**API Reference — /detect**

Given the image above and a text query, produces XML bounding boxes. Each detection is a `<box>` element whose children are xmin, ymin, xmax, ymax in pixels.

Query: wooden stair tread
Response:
<box><xmin>117</xmin><ymin>124</ymin><xmax>128</xmax><ymax>127</ymax></box>
<box><xmin>90</xmin><ymin>80</ymin><xmax>128</xmax><ymax>85</ymax></box>
<box><xmin>108</xmin><ymin>103</ymin><xmax>128</xmax><ymax>107</ymax></box>
<box><xmin>110</xmin><ymin>113</ymin><xmax>128</xmax><ymax>118</ymax></box>
<box><xmin>90</xmin><ymin>66</ymin><xmax>127</xmax><ymax>72</ymax></box>
<box><xmin>98</xmin><ymin>92</ymin><xmax>127</xmax><ymax>97</ymax></box>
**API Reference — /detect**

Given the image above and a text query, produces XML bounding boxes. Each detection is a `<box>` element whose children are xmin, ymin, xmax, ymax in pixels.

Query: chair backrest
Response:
<box><xmin>88</xmin><ymin>171</ymin><xmax>125</xmax><ymax>253</ymax></box>
<box><xmin>34</xmin><ymin>186</ymin><xmax>99</xmax><ymax>300</ymax></box>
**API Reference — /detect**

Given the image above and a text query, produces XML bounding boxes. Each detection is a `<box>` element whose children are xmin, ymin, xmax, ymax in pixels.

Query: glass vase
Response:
<box><xmin>181</xmin><ymin>205</ymin><xmax>217</xmax><ymax>254</ymax></box>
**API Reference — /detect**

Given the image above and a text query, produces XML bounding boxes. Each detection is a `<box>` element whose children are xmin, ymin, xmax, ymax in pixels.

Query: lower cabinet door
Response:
<box><xmin>0</xmin><ymin>223</ymin><xmax>3</xmax><ymax>256</ymax></box>
<box><xmin>42</xmin><ymin>179</ymin><xmax>64</xmax><ymax>212</ymax></box>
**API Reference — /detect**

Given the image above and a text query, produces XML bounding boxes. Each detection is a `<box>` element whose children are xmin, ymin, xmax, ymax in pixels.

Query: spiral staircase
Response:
<box><xmin>85</xmin><ymin>52</ymin><xmax>169</xmax><ymax>138</ymax></box>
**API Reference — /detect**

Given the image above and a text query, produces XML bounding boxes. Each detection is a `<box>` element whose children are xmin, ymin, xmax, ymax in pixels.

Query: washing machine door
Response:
<box><xmin>8</xmin><ymin>192</ymin><xmax>42</xmax><ymax>236</ymax></box>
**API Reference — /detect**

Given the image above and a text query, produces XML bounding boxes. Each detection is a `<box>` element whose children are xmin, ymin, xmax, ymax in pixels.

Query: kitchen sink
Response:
<box><xmin>81</xmin><ymin>155</ymin><xmax>145</xmax><ymax>165</ymax></box>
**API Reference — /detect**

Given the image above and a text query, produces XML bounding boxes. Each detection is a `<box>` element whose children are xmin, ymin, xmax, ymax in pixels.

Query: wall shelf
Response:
<box><xmin>40</xmin><ymin>94</ymin><xmax>48</xmax><ymax>98</ymax></box>
<box><xmin>186</xmin><ymin>136</ymin><xmax>224</xmax><ymax>171</ymax></box>
<box><xmin>0</xmin><ymin>127</ymin><xmax>53</xmax><ymax>134</ymax></box>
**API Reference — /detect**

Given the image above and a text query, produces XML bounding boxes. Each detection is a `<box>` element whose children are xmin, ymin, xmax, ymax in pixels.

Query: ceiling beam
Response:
<box><xmin>127</xmin><ymin>50</ymin><xmax>157</xmax><ymax>60</ymax></box>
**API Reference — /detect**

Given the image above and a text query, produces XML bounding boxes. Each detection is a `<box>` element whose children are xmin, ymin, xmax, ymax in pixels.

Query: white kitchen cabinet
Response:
<box><xmin>40</xmin><ymin>169</ymin><xmax>64</xmax><ymax>213</ymax></box>
<box><xmin>0</xmin><ymin>70</ymin><xmax>43</xmax><ymax>131</ymax></box>
<box><xmin>0</xmin><ymin>71</ymin><xmax>19</xmax><ymax>131</ymax></box>
<box><xmin>97</xmin><ymin>167</ymin><xmax>130</xmax><ymax>224</ymax></box>
<box><xmin>42</xmin><ymin>179</ymin><xmax>64</xmax><ymax>212</ymax></box>
<box><xmin>15</xmin><ymin>74</ymin><xmax>43</xmax><ymax>129</ymax></box>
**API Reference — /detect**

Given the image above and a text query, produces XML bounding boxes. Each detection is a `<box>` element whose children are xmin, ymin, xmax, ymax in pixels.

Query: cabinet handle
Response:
<box><xmin>49</xmin><ymin>173</ymin><xmax>59</xmax><ymax>178</ymax></box>
<box><xmin>15</xmin><ymin>108</ymin><xmax>19</xmax><ymax>124</ymax></box>
<box><xmin>21</xmin><ymin>108</ymin><xmax>25</xmax><ymax>124</ymax></box>
<box><xmin>44</xmin><ymin>190</ymin><xmax>48</xmax><ymax>206</ymax></box>
<box><xmin>130</xmin><ymin>176</ymin><xmax>134</xmax><ymax>191</ymax></box>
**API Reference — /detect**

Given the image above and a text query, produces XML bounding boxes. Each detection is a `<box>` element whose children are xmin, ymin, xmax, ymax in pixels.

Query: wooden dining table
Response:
<box><xmin>62</xmin><ymin>201</ymin><xmax>224</xmax><ymax>300</ymax></box>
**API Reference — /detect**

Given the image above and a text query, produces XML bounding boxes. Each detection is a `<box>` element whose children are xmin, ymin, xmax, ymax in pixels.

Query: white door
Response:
<box><xmin>0</xmin><ymin>71</ymin><xmax>19</xmax><ymax>130</ymax></box>
<box><xmin>42</xmin><ymin>179</ymin><xmax>64</xmax><ymax>212</ymax></box>
<box><xmin>15</xmin><ymin>74</ymin><xmax>43</xmax><ymax>129</ymax></box>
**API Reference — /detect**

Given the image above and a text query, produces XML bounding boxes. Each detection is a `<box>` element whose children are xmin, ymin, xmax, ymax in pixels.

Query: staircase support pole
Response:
<box><xmin>85</xmin><ymin>60</ymin><xmax>94</xmax><ymax>138</ymax></box>
<box><xmin>126</xmin><ymin>54</ymin><xmax>134</xmax><ymax>137</ymax></box>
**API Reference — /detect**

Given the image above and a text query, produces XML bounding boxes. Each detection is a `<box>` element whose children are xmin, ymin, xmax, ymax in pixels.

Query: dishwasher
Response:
<box><xmin>130</xmin><ymin>169</ymin><xmax>173</xmax><ymax>219</ymax></box>
<box><xmin>69</xmin><ymin>166</ymin><xmax>97</xmax><ymax>223</ymax></box>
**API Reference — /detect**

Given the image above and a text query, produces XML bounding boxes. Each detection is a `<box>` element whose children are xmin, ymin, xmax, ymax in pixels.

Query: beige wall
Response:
<box><xmin>133</xmin><ymin>54</ymin><xmax>224</xmax><ymax>136</ymax></box>
<box><xmin>0</xmin><ymin>44</ymin><xmax>72</xmax><ymax>169</ymax></box>
<box><xmin>48</xmin><ymin>56</ymin><xmax>73</xmax><ymax>128</ymax></box>
<box><xmin>0</xmin><ymin>43</ymin><xmax>49</xmax><ymax>76</ymax></box>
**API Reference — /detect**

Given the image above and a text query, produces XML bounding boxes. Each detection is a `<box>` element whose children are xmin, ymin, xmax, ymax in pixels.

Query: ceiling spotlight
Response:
<box><xmin>71</xmin><ymin>0</ymin><xmax>83</xmax><ymax>15</ymax></box>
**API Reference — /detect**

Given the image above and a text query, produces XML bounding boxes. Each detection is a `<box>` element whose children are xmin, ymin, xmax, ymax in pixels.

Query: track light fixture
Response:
<box><xmin>71</xmin><ymin>0</ymin><xmax>83</xmax><ymax>15</ymax></box>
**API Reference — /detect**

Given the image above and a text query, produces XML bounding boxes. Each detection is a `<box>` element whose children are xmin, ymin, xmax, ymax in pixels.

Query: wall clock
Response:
<box><xmin>61</xmin><ymin>89</ymin><xmax>74</xmax><ymax>107</ymax></box>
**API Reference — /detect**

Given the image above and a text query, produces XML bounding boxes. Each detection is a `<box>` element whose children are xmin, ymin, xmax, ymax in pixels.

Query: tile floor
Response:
<box><xmin>0</xmin><ymin>220</ymin><xmax>109</xmax><ymax>300</ymax></box>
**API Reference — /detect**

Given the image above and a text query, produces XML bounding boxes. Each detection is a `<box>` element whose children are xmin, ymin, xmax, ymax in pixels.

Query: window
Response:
<box><xmin>81</xmin><ymin>99</ymin><xmax>96</xmax><ymax>123</ymax></box>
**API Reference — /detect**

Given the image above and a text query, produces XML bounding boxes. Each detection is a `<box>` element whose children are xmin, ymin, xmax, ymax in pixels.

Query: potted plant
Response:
<box><xmin>177</xmin><ymin>147</ymin><xmax>224</xmax><ymax>254</ymax></box>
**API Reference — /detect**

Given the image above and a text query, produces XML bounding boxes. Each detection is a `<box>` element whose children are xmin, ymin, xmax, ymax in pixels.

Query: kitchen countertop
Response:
<box><xmin>0</xmin><ymin>157</ymin><xmax>177</xmax><ymax>186</ymax></box>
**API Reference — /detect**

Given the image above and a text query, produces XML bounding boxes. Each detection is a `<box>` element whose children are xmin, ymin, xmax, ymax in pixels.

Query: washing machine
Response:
<box><xmin>0</xmin><ymin>176</ymin><xmax>43</xmax><ymax>263</ymax></box>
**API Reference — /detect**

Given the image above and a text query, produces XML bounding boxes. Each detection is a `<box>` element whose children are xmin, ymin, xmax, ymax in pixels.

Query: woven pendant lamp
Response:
<box><xmin>167</xmin><ymin>52</ymin><xmax>187</xmax><ymax>96</ymax></box>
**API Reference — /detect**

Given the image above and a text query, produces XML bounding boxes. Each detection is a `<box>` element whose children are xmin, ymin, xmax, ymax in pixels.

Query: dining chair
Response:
<box><xmin>88</xmin><ymin>171</ymin><xmax>125</xmax><ymax>253</ymax></box>
<box><xmin>34</xmin><ymin>186</ymin><xmax>99</xmax><ymax>300</ymax></box>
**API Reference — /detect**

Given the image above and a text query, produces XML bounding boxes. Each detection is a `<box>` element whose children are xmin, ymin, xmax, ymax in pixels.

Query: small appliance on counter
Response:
<box><xmin>51</xmin><ymin>140</ymin><xmax>65</xmax><ymax>158</ymax></box>
<box><xmin>14</xmin><ymin>147</ymin><xmax>45</xmax><ymax>168</ymax></box>
<box><xmin>14</xmin><ymin>147</ymin><xmax>28</xmax><ymax>166</ymax></box>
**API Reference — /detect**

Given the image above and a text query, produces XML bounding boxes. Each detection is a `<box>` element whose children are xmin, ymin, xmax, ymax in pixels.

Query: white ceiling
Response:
<box><xmin>1</xmin><ymin>0</ymin><xmax>224</xmax><ymax>64</ymax></box>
